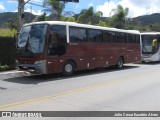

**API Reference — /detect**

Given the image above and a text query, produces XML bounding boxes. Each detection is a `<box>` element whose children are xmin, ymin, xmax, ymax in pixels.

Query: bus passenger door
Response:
<box><xmin>47</xmin><ymin>40</ymin><xmax>66</xmax><ymax>74</ymax></box>
<box><xmin>47</xmin><ymin>25</ymin><xmax>67</xmax><ymax>74</ymax></box>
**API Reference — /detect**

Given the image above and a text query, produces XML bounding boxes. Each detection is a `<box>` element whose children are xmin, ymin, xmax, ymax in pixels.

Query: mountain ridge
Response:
<box><xmin>0</xmin><ymin>12</ymin><xmax>160</xmax><ymax>29</ymax></box>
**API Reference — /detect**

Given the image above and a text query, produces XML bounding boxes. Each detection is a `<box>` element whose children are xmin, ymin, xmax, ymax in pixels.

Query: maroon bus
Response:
<box><xmin>16</xmin><ymin>21</ymin><xmax>141</xmax><ymax>76</ymax></box>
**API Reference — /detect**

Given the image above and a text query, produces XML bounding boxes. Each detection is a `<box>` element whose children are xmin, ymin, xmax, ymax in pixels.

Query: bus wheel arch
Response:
<box><xmin>62</xmin><ymin>59</ymin><xmax>76</xmax><ymax>76</ymax></box>
<box><xmin>116</xmin><ymin>56</ymin><xmax>124</xmax><ymax>69</ymax></box>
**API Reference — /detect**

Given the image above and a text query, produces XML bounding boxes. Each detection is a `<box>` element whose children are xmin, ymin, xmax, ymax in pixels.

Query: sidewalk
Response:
<box><xmin>0</xmin><ymin>70</ymin><xmax>31</xmax><ymax>80</ymax></box>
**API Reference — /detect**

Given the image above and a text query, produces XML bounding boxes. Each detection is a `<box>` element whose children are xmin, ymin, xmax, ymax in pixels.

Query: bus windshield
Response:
<box><xmin>141</xmin><ymin>35</ymin><xmax>156</xmax><ymax>54</ymax></box>
<box><xmin>18</xmin><ymin>24</ymin><xmax>48</xmax><ymax>54</ymax></box>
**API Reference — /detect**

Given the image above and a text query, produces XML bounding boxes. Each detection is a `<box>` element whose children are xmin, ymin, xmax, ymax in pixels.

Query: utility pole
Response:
<box><xmin>18</xmin><ymin>0</ymin><xmax>24</xmax><ymax>32</ymax></box>
<box><xmin>18</xmin><ymin>0</ymin><xmax>31</xmax><ymax>32</ymax></box>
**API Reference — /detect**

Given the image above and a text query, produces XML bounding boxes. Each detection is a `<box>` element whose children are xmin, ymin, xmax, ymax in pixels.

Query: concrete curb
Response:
<box><xmin>0</xmin><ymin>70</ymin><xmax>31</xmax><ymax>80</ymax></box>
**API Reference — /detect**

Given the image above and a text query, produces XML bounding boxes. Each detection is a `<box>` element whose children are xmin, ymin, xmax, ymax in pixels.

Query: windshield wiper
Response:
<box><xmin>23</xmin><ymin>34</ymin><xmax>33</xmax><ymax>56</ymax></box>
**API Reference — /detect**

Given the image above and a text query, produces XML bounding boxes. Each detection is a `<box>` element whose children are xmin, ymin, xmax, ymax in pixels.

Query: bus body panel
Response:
<box><xmin>16</xmin><ymin>21</ymin><xmax>141</xmax><ymax>75</ymax></box>
<box><xmin>46</xmin><ymin>43</ymin><xmax>141</xmax><ymax>74</ymax></box>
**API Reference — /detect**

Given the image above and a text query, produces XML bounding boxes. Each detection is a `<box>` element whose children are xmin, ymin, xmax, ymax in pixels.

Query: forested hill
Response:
<box><xmin>132</xmin><ymin>13</ymin><xmax>160</xmax><ymax>26</ymax></box>
<box><xmin>0</xmin><ymin>12</ymin><xmax>35</xmax><ymax>28</ymax></box>
<box><xmin>0</xmin><ymin>12</ymin><xmax>160</xmax><ymax>29</ymax></box>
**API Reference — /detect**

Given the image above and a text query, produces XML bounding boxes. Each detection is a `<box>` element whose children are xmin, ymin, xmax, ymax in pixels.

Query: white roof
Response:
<box><xmin>141</xmin><ymin>32</ymin><xmax>160</xmax><ymax>35</ymax></box>
<box><xmin>23</xmin><ymin>21</ymin><xmax>140</xmax><ymax>34</ymax></box>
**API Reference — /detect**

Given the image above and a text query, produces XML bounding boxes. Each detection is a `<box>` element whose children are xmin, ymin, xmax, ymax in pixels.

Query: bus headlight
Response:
<box><xmin>34</xmin><ymin>60</ymin><xmax>46</xmax><ymax>64</ymax></box>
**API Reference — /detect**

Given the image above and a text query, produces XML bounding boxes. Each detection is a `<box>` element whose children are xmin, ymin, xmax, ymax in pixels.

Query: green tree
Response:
<box><xmin>67</xmin><ymin>16</ymin><xmax>76</xmax><ymax>22</ymax></box>
<box><xmin>87</xmin><ymin>21</ymin><xmax>92</xmax><ymax>25</ymax></box>
<box><xmin>97</xmin><ymin>20</ymin><xmax>110</xmax><ymax>27</ymax></box>
<box><xmin>77</xmin><ymin>6</ymin><xmax>103</xmax><ymax>24</ymax></box>
<box><xmin>7</xmin><ymin>15</ymin><xmax>18</xmax><ymax>30</ymax></box>
<box><xmin>43</xmin><ymin>0</ymin><xmax>66</xmax><ymax>20</ymax></box>
<box><xmin>148</xmin><ymin>23</ymin><xmax>160</xmax><ymax>31</ymax></box>
<box><xmin>33</xmin><ymin>13</ymin><xmax>47</xmax><ymax>22</ymax></box>
<box><xmin>109</xmin><ymin>4</ymin><xmax>129</xmax><ymax>29</ymax></box>
<box><xmin>60</xmin><ymin>16</ymin><xmax>68</xmax><ymax>21</ymax></box>
<box><xmin>95</xmin><ymin>11</ymin><xmax>103</xmax><ymax>17</ymax></box>
<box><xmin>7</xmin><ymin>19</ymin><xmax>17</xmax><ymax>30</ymax></box>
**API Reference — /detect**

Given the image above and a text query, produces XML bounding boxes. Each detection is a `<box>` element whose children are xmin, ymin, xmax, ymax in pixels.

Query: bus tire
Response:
<box><xmin>141</xmin><ymin>61</ymin><xmax>146</xmax><ymax>63</ymax></box>
<box><xmin>116</xmin><ymin>57</ymin><xmax>124</xmax><ymax>69</ymax></box>
<box><xmin>63</xmin><ymin>61</ymin><xmax>75</xmax><ymax>76</ymax></box>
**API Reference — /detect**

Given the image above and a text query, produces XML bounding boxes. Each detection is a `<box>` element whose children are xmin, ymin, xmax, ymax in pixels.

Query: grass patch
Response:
<box><xmin>0</xmin><ymin>65</ymin><xmax>10</xmax><ymax>71</ymax></box>
<box><xmin>0</xmin><ymin>29</ymin><xmax>16</xmax><ymax>37</ymax></box>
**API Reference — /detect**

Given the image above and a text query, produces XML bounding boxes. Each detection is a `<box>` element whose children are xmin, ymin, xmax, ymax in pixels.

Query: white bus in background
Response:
<box><xmin>141</xmin><ymin>32</ymin><xmax>160</xmax><ymax>62</ymax></box>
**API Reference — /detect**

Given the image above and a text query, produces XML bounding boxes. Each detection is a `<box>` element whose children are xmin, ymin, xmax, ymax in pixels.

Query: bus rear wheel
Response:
<box><xmin>63</xmin><ymin>61</ymin><xmax>75</xmax><ymax>76</ymax></box>
<box><xmin>116</xmin><ymin>57</ymin><xmax>124</xmax><ymax>69</ymax></box>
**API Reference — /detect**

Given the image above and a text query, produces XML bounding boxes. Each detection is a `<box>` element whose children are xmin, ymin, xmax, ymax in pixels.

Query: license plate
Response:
<box><xmin>23</xmin><ymin>66</ymin><xmax>28</xmax><ymax>69</ymax></box>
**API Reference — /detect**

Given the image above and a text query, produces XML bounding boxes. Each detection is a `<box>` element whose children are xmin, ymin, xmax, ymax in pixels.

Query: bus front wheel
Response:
<box><xmin>63</xmin><ymin>61</ymin><xmax>75</xmax><ymax>76</ymax></box>
<box><xmin>116</xmin><ymin>57</ymin><xmax>124</xmax><ymax>69</ymax></box>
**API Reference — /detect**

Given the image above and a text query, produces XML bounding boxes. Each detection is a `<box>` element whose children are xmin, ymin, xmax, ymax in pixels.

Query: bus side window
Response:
<box><xmin>70</xmin><ymin>27</ymin><xmax>79</xmax><ymax>43</ymax></box>
<box><xmin>117</xmin><ymin>32</ymin><xmax>127</xmax><ymax>43</ymax></box>
<box><xmin>49</xmin><ymin>25</ymin><xmax>66</xmax><ymax>56</ymax></box>
<box><xmin>136</xmin><ymin>35</ymin><xmax>140</xmax><ymax>44</ymax></box>
<box><xmin>79</xmin><ymin>28</ymin><xmax>87</xmax><ymax>42</ymax></box>
<box><xmin>124</xmin><ymin>33</ymin><xmax>128</xmax><ymax>43</ymax></box>
<box><xmin>50</xmin><ymin>25</ymin><xmax>66</xmax><ymax>44</ymax></box>
<box><xmin>128</xmin><ymin>34</ymin><xmax>136</xmax><ymax>44</ymax></box>
<box><xmin>88</xmin><ymin>29</ymin><xmax>102</xmax><ymax>43</ymax></box>
<box><xmin>105</xmin><ymin>31</ymin><xmax>116</xmax><ymax>43</ymax></box>
<box><xmin>69</xmin><ymin>27</ymin><xmax>87</xmax><ymax>43</ymax></box>
<box><xmin>116</xmin><ymin>32</ymin><xmax>121</xmax><ymax>43</ymax></box>
<box><xmin>103</xmin><ymin>31</ymin><xmax>107</xmax><ymax>43</ymax></box>
<box><xmin>157</xmin><ymin>36</ymin><xmax>160</xmax><ymax>48</ymax></box>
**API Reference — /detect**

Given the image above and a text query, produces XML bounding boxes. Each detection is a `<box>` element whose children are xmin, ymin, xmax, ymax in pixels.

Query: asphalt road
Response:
<box><xmin>0</xmin><ymin>63</ymin><xmax>160</xmax><ymax>120</ymax></box>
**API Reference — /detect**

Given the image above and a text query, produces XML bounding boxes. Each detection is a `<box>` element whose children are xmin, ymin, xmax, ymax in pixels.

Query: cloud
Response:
<box><xmin>24</xmin><ymin>0</ymin><xmax>43</xmax><ymax>2</ymax></box>
<box><xmin>88</xmin><ymin>3</ymin><xmax>93</xmax><ymax>7</ymax></box>
<box><xmin>0</xmin><ymin>3</ymin><xmax>5</xmax><ymax>11</ymax></box>
<box><xmin>7</xmin><ymin>0</ymin><xmax>17</xmax><ymax>3</ymax></box>
<box><xmin>25</xmin><ymin>8</ymin><xmax>42</xmax><ymax>15</ymax></box>
<box><xmin>96</xmin><ymin>0</ymin><xmax>160</xmax><ymax>18</ymax></box>
<box><xmin>25</xmin><ymin>0</ymin><xmax>44</xmax><ymax>15</ymax></box>
<box><xmin>8</xmin><ymin>0</ymin><xmax>43</xmax><ymax>3</ymax></box>
<box><xmin>96</xmin><ymin>1</ymin><xmax>117</xmax><ymax>17</ymax></box>
<box><xmin>13</xmin><ymin>7</ymin><xmax>42</xmax><ymax>15</ymax></box>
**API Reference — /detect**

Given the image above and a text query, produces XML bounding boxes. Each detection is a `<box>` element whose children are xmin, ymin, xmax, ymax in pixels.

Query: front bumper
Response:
<box><xmin>142</xmin><ymin>54</ymin><xmax>160</xmax><ymax>62</ymax></box>
<box><xmin>17</xmin><ymin>62</ymin><xmax>47</xmax><ymax>74</ymax></box>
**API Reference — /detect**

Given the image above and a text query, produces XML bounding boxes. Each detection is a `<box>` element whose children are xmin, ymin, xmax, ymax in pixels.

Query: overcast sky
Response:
<box><xmin>0</xmin><ymin>0</ymin><xmax>159</xmax><ymax>18</ymax></box>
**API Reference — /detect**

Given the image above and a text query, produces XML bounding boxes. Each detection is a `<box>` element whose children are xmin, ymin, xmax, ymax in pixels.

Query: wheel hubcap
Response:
<box><xmin>118</xmin><ymin>59</ymin><xmax>123</xmax><ymax>68</ymax></box>
<box><xmin>65</xmin><ymin>64</ymin><xmax>72</xmax><ymax>73</ymax></box>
